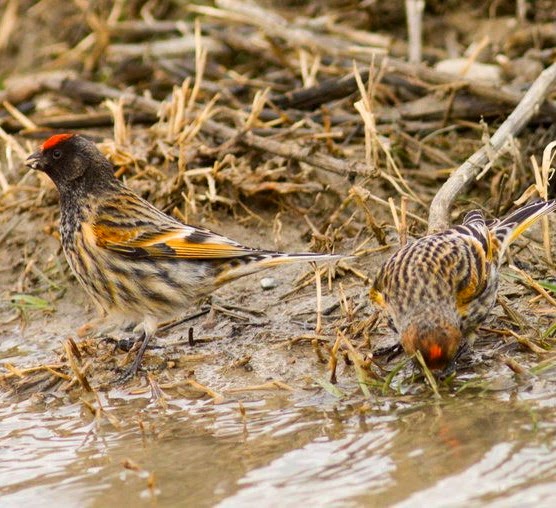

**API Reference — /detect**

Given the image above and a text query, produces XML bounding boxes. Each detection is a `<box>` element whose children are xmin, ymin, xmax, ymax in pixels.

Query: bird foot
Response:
<box><xmin>100</xmin><ymin>335</ymin><xmax>141</xmax><ymax>352</ymax></box>
<box><xmin>372</xmin><ymin>343</ymin><xmax>403</xmax><ymax>362</ymax></box>
<box><xmin>437</xmin><ymin>361</ymin><xmax>457</xmax><ymax>380</ymax></box>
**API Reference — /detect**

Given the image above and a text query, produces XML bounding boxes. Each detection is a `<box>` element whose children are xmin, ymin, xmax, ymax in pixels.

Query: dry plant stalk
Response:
<box><xmin>459</xmin><ymin>35</ymin><xmax>490</xmax><ymax>77</ymax></box>
<box><xmin>531</xmin><ymin>141</ymin><xmax>556</xmax><ymax>263</ymax></box>
<box><xmin>187</xmin><ymin>19</ymin><xmax>208</xmax><ymax>115</ymax></box>
<box><xmin>512</xmin><ymin>141</ymin><xmax>555</xmax><ymax>263</ymax></box>
<box><xmin>225</xmin><ymin>380</ymin><xmax>294</xmax><ymax>393</ymax></box>
<box><xmin>313</xmin><ymin>262</ymin><xmax>323</xmax><ymax>335</ymax></box>
<box><xmin>328</xmin><ymin>334</ymin><xmax>342</xmax><ymax>384</ymax></box>
<box><xmin>339</xmin><ymin>330</ymin><xmax>373</xmax><ymax>397</ymax></box>
<box><xmin>353</xmin><ymin>62</ymin><xmax>379</xmax><ymax>173</ymax></box>
<box><xmin>63</xmin><ymin>338</ymin><xmax>92</xmax><ymax>392</ymax></box>
<box><xmin>399</xmin><ymin>196</ymin><xmax>408</xmax><ymax>246</ymax></box>
<box><xmin>506</xmin><ymin>330</ymin><xmax>547</xmax><ymax>354</ymax></box>
<box><xmin>388</xmin><ymin>196</ymin><xmax>409</xmax><ymax>246</ymax></box>
<box><xmin>510</xmin><ymin>265</ymin><xmax>556</xmax><ymax>308</ymax></box>
<box><xmin>353</xmin><ymin>64</ymin><xmax>425</xmax><ymax>206</ymax></box>
<box><xmin>405</xmin><ymin>0</ymin><xmax>424</xmax><ymax>64</ymax></box>
<box><xmin>104</xmin><ymin>97</ymin><xmax>129</xmax><ymax>147</ymax></box>
<box><xmin>0</xmin><ymin>0</ymin><xmax>17</xmax><ymax>50</ymax></box>
<box><xmin>244</xmin><ymin>88</ymin><xmax>270</xmax><ymax>130</ymax></box>
<box><xmin>186</xmin><ymin>379</ymin><xmax>225</xmax><ymax>403</ymax></box>
<box><xmin>299</xmin><ymin>49</ymin><xmax>321</xmax><ymax>89</ymax></box>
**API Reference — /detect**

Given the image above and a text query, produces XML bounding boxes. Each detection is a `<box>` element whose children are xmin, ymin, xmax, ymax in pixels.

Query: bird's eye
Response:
<box><xmin>52</xmin><ymin>149</ymin><xmax>62</xmax><ymax>159</ymax></box>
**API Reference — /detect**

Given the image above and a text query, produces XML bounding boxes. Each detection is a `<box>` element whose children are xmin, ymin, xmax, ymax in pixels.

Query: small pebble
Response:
<box><xmin>260</xmin><ymin>277</ymin><xmax>279</xmax><ymax>290</ymax></box>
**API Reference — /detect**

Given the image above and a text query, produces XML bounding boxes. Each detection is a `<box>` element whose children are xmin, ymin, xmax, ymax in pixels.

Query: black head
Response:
<box><xmin>25</xmin><ymin>134</ymin><xmax>116</xmax><ymax>194</ymax></box>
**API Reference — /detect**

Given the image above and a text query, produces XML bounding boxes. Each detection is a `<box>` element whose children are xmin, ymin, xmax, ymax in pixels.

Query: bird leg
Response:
<box><xmin>115</xmin><ymin>329</ymin><xmax>153</xmax><ymax>383</ymax></box>
<box><xmin>114</xmin><ymin>316</ymin><xmax>159</xmax><ymax>382</ymax></box>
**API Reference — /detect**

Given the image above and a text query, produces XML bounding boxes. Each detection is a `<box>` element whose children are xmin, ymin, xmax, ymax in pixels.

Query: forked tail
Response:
<box><xmin>214</xmin><ymin>252</ymin><xmax>344</xmax><ymax>286</ymax></box>
<box><xmin>492</xmin><ymin>199</ymin><xmax>556</xmax><ymax>254</ymax></box>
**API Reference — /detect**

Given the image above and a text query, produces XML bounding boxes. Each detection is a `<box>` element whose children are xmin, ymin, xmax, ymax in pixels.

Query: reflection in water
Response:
<box><xmin>1</xmin><ymin>387</ymin><xmax>556</xmax><ymax>507</ymax></box>
<box><xmin>219</xmin><ymin>431</ymin><xmax>395</xmax><ymax>507</ymax></box>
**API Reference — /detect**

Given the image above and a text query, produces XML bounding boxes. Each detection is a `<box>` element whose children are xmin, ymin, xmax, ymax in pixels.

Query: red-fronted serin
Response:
<box><xmin>371</xmin><ymin>199</ymin><xmax>556</xmax><ymax>371</ymax></box>
<box><xmin>26</xmin><ymin>134</ymin><xmax>342</xmax><ymax>379</ymax></box>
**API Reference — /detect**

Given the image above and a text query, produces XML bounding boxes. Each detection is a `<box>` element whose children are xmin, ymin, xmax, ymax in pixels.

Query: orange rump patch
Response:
<box><xmin>428</xmin><ymin>344</ymin><xmax>443</xmax><ymax>361</ymax></box>
<box><xmin>42</xmin><ymin>133</ymin><xmax>74</xmax><ymax>151</ymax></box>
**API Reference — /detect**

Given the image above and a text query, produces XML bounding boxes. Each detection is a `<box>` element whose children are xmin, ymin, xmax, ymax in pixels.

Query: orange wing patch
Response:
<box><xmin>455</xmin><ymin>240</ymin><xmax>488</xmax><ymax>312</ymax></box>
<box><xmin>163</xmin><ymin>238</ymin><xmax>252</xmax><ymax>258</ymax></box>
<box><xmin>92</xmin><ymin>223</ymin><xmax>253</xmax><ymax>259</ymax></box>
<box><xmin>484</xmin><ymin>230</ymin><xmax>496</xmax><ymax>263</ymax></box>
<box><xmin>91</xmin><ymin>223</ymin><xmax>139</xmax><ymax>248</ymax></box>
<box><xmin>456</xmin><ymin>272</ymin><xmax>480</xmax><ymax>308</ymax></box>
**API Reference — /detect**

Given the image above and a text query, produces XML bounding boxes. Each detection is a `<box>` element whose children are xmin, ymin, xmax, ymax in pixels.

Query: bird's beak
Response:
<box><xmin>25</xmin><ymin>150</ymin><xmax>44</xmax><ymax>170</ymax></box>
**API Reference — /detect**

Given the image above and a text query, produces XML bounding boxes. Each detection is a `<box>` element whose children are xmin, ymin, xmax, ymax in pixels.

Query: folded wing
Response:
<box><xmin>92</xmin><ymin>222</ymin><xmax>261</xmax><ymax>259</ymax></box>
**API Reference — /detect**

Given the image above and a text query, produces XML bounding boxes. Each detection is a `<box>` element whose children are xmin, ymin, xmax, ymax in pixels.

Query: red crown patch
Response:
<box><xmin>41</xmin><ymin>133</ymin><xmax>75</xmax><ymax>151</ymax></box>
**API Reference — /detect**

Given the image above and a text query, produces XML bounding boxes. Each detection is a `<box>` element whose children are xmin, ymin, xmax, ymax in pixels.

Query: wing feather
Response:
<box><xmin>89</xmin><ymin>190</ymin><xmax>270</xmax><ymax>259</ymax></box>
<box><xmin>91</xmin><ymin>222</ymin><xmax>260</xmax><ymax>259</ymax></box>
<box><xmin>455</xmin><ymin>209</ymin><xmax>495</xmax><ymax>262</ymax></box>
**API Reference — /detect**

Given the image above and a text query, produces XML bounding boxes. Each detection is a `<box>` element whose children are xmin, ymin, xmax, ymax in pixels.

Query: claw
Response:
<box><xmin>100</xmin><ymin>336</ymin><xmax>137</xmax><ymax>352</ymax></box>
<box><xmin>116</xmin><ymin>337</ymin><xmax>137</xmax><ymax>352</ymax></box>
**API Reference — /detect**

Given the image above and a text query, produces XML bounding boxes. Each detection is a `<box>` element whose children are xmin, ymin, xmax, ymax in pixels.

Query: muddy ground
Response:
<box><xmin>0</xmin><ymin>0</ymin><xmax>555</xmax><ymax>397</ymax></box>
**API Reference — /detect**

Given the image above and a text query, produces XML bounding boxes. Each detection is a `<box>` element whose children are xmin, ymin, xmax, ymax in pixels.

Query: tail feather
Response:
<box><xmin>492</xmin><ymin>199</ymin><xmax>556</xmax><ymax>254</ymax></box>
<box><xmin>214</xmin><ymin>252</ymin><xmax>344</xmax><ymax>286</ymax></box>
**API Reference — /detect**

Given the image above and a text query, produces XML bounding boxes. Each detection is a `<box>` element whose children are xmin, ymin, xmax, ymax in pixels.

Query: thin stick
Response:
<box><xmin>2</xmin><ymin>101</ymin><xmax>37</xmax><ymax>130</ymax></box>
<box><xmin>202</xmin><ymin>118</ymin><xmax>376</xmax><ymax>178</ymax></box>
<box><xmin>388</xmin><ymin>197</ymin><xmax>400</xmax><ymax>233</ymax></box>
<box><xmin>510</xmin><ymin>265</ymin><xmax>556</xmax><ymax>308</ymax></box>
<box><xmin>200</xmin><ymin>0</ymin><xmax>553</xmax><ymax>112</ymax></box>
<box><xmin>313</xmin><ymin>262</ymin><xmax>322</xmax><ymax>335</ymax></box>
<box><xmin>399</xmin><ymin>196</ymin><xmax>408</xmax><ymax>246</ymax></box>
<box><xmin>405</xmin><ymin>0</ymin><xmax>424</xmax><ymax>64</ymax></box>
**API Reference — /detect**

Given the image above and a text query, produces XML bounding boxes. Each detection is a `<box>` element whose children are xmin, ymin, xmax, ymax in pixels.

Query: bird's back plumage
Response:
<box><xmin>371</xmin><ymin>198</ymin><xmax>556</xmax><ymax>370</ymax></box>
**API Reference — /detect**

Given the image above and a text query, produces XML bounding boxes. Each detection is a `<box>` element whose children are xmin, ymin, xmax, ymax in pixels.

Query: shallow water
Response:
<box><xmin>2</xmin><ymin>373</ymin><xmax>556</xmax><ymax>508</ymax></box>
